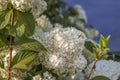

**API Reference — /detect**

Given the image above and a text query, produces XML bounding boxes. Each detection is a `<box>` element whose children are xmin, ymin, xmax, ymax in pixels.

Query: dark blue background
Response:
<box><xmin>64</xmin><ymin>0</ymin><xmax>120</xmax><ymax>51</ymax></box>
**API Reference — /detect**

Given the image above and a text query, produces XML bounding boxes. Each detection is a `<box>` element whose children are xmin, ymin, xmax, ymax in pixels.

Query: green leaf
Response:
<box><xmin>90</xmin><ymin>76</ymin><xmax>110</xmax><ymax>80</ymax></box>
<box><xmin>117</xmin><ymin>76</ymin><xmax>120</xmax><ymax>80</ymax></box>
<box><xmin>109</xmin><ymin>51</ymin><xmax>120</xmax><ymax>57</ymax></box>
<box><xmin>85</xmin><ymin>41</ymin><xmax>95</xmax><ymax>53</ymax></box>
<box><xmin>0</xmin><ymin>30</ymin><xmax>8</xmax><ymax>47</ymax></box>
<box><xmin>108</xmin><ymin>51</ymin><xmax>120</xmax><ymax>62</ymax></box>
<box><xmin>0</xmin><ymin>58</ymin><xmax>4</xmax><ymax>68</ymax></box>
<box><xmin>0</xmin><ymin>10</ymin><xmax>12</xmax><ymax>29</ymax></box>
<box><xmin>10</xmin><ymin>10</ymin><xmax>35</xmax><ymax>37</ymax></box>
<box><xmin>12</xmin><ymin>50</ymin><xmax>36</xmax><ymax>69</ymax></box>
<box><xmin>15</xmin><ymin>37</ymin><xmax>46</xmax><ymax>52</ymax></box>
<box><xmin>99</xmin><ymin>54</ymin><xmax>109</xmax><ymax>60</ymax></box>
<box><xmin>99</xmin><ymin>35</ymin><xmax>110</xmax><ymax>51</ymax></box>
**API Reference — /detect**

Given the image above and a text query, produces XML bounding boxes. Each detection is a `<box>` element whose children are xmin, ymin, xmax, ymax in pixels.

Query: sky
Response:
<box><xmin>64</xmin><ymin>0</ymin><xmax>120</xmax><ymax>51</ymax></box>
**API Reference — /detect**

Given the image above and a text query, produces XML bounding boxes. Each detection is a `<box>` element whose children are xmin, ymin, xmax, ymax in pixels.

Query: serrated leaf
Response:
<box><xmin>12</xmin><ymin>50</ymin><xmax>36</xmax><ymax>69</ymax></box>
<box><xmin>0</xmin><ymin>58</ymin><xmax>4</xmax><ymax>68</ymax></box>
<box><xmin>0</xmin><ymin>10</ymin><xmax>12</xmax><ymax>29</ymax></box>
<box><xmin>11</xmin><ymin>10</ymin><xmax>35</xmax><ymax>37</ymax></box>
<box><xmin>90</xmin><ymin>76</ymin><xmax>110</xmax><ymax>80</ymax></box>
<box><xmin>15</xmin><ymin>37</ymin><xmax>46</xmax><ymax>52</ymax></box>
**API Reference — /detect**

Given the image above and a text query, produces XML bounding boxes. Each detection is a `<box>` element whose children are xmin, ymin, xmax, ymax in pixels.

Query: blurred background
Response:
<box><xmin>64</xmin><ymin>0</ymin><xmax>120</xmax><ymax>51</ymax></box>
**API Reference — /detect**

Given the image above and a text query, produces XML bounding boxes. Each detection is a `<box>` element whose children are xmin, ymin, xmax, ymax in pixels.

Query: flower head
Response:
<box><xmin>10</xmin><ymin>0</ymin><xmax>47</xmax><ymax>18</ymax></box>
<box><xmin>0</xmin><ymin>0</ymin><xmax>8</xmax><ymax>11</ymax></box>
<box><xmin>87</xmin><ymin>60</ymin><xmax>120</xmax><ymax>80</ymax></box>
<box><xmin>36</xmin><ymin>27</ymin><xmax>87</xmax><ymax>75</ymax></box>
<box><xmin>10</xmin><ymin>0</ymin><xmax>33</xmax><ymax>12</ymax></box>
<box><xmin>36</xmin><ymin>15</ymin><xmax>53</xmax><ymax>32</ymax></box>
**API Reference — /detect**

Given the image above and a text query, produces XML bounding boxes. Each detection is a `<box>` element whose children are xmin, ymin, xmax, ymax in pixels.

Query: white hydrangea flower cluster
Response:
<box><xmin>0</xmin><ymin>0</ymin><xmax>8</xmax><ymax>11</ymax></box>
<box><xmin>36</xmin><ymin>27</ymin><xmax>87</xmax><ymax>75</ymax></box>
<box><xmin>36</xmin><ymin>15</ymin><xmax>53</xmax><ymax>32</ymax></box>
<box><xmin>87</xmin><ymin>60</ymin><xmax>120</xmax><ymax>80</ymax></box>
<box><xmin>69</xmin><ymin>5</ymin><xmax>99</xmax><ymax>39</ymax></box>
<box><xmin>74</xmin><ymin>5</ymin><xmax>87</xmax><ymax>23</ymax></box>
<box><xmin>10</xmin><ymin>0</ymin><xmax>47</xmax><ymax>18</ymax></box>
<box><xmin>41</xmin><ymin>27</ymin><xmax>87</xmax><ymax>54</ymax></box>
<box><xmin>33</xmin><ymin>71</ymin><xmax>56</xmax><ymax>80</ymax></box>
<box><xmin>69</xmin><ymin>5</ymin><xmax>87</xmax><ymax>28</ymax></box>
<box><xmin>30</xmin><ymin>0</ymin><xmax>47</xmax><ymax>18</ymax></box>
<box><xmin>74</xmin><ymin>72</ymin><xmax>85</xmax><ymax>80</ymax></box>
<box><xmin>31</xmin><ymin>26</ymin><xmax>44</xmax><ymax>42</ymax></box>
<box><xmin>85</xmin><ymin>28</ymin><xmax>99</xmax><ymax>39</ymax></box>
<box><xmin>33</xmin><ymin>75</ymin><xmax>42</xmax><ymax>80</ymax></box>
<box><xmin>0</xmin><ymin>0</ymin><xmax>47</xmax><ymax>17</ymax></box>
<box><xmin>10</xmin><ymin>0</ymin><xmax>33</xmax><ymax>12</ymax></box>
<box><xmin>43</xmin><ymin>71</ymin><xmax>56</xmax><ymax>80</ymax></box>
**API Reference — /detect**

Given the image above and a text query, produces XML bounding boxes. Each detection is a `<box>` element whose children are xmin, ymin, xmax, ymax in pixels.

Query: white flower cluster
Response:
<box><xmin>10</xmin><ymin>0</ymin><xmax>33</xmax><ymax>12</ymax></box>
<box><xmin>69</xmin><ymin>5</ymin><xmax>87</xmax><ymax>29</ymax></box>
<box><xmin>0</xmin><ymin>0</ymin><xmax>8</xmax><ymax>11</ymax></box>
<box><xmin>36</xmin><ymin>27</ymin><xmax>87</xmax><ymax>75</ymax></box>
<box><xmin>30</xmin><ymin>0</ymin><xmax>47</xmax><ymax>18</ymax></box>
<box><xmin>43</xmin><ymin>71</ymin><xmax>56</xmax><ymax>80</ymax></box>
<box><xmin>33</xmin><ymin>71</ymin><xmax>56</xmax><ymax>80</ymax></box>
<box><xmin>74</xmin><ymin>5</ymin><xmax>87</xmax><ymax>23</ymax></box>
<box><xmin>36</xmin><ymin>15</ymin><xmax>53</xmax><ymax>32</ymax></box>
<box><xmin>69</xmin><ymin>5</ymin><xmax>99</xmax><ymax>39</ymax></box>
<box><xmin>41</xmin><ymin>27</ymin><xmax>87</xmax><ymax>54</ymax></box>
<box><xmin>84</xmin><ymin>28</ymin><xmax>99</xmax><ymax>39</ymax></box>
<box><xmin>0</xmin><ymin>0</ymin><xmax>47</xmax><ymax>18</ymax></box>
<box><xmin>33</xmin><ymin>75</ymin><xmax>41</xmax><ymax>80</ymax></box>
<box><xmin>87</xmin><ymin>60</ymin><xmax>120</xmax><ymax>80</ymax></box>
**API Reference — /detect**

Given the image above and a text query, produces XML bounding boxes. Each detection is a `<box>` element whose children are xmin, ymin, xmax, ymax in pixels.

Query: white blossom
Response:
<box><xmin>10</xmin><ymin>0</ymin><xmax>33</xmax><ymax>12</ymax></box>
<box><xmin>85</xmin><ymin>28</ymin><xmax>99</xmax><ymax>39</ymax></box>
<box><xmin>75</xmin><ymin>72</ymin><xmax>85</xmax><ymax>80</ymax></box>
<box><xmin>33</xmin><ymin>72</ymin><xmax>55</xmax><ymax>80</ymax></box>
<box><xmin>31</xmin><ymin>0</ymin><xmax>47</xmax><ymax>18</ymax></box>
<box><xmin>31</xmin><ymin>26</ymin><xmax>44</xmax><ymax>43</ymax></box>
<box><xmin>74</xmin><ymin>5</ymin><xmax>87</xmax><ymax>23</ymax></box>
<box><xmin>33</xmin><ymin>75</ymin><xmax>42</xmax><ymax>80</ymax></box>
<box><xmin>69</xmin><ymin>5</ymin><xmax>87</xmax><ymax>28</ymax></box>
<box><xmin>10</xmin><ymin>0</ymin><xmax>47</xmax><ymax>17</ymax></box>
<box><xmin>40</xmin><ymin>27</ymin><xmax>87</xmax><ymax>54</ymax></box>
<box><xmin>35</xmin><ymin>27</ymin><xmax>87</xmax><ymax>75</ymax></box>
<box><xmin>87</xmin><ymin>60</ymin><xmax>120</xmax><ymax>80</ymax></box>
<box><xmin>54</xmin><ymin>23</ymin><xmax>63</xmax><ymax>28</ymax></box>
<box><xmin>0</xmin><ymin>0</ymin><xmax>8</xmax><ymax>11</ymax></box>
<box><xmin>43</xmin><ymin>71</ymin><xmax>56</xmax><ymax>80</ymax></box>
<box><xmin>36</xmin><ymin>15</ymin><xmax>53</xmax><ymax>32</ymax></box>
